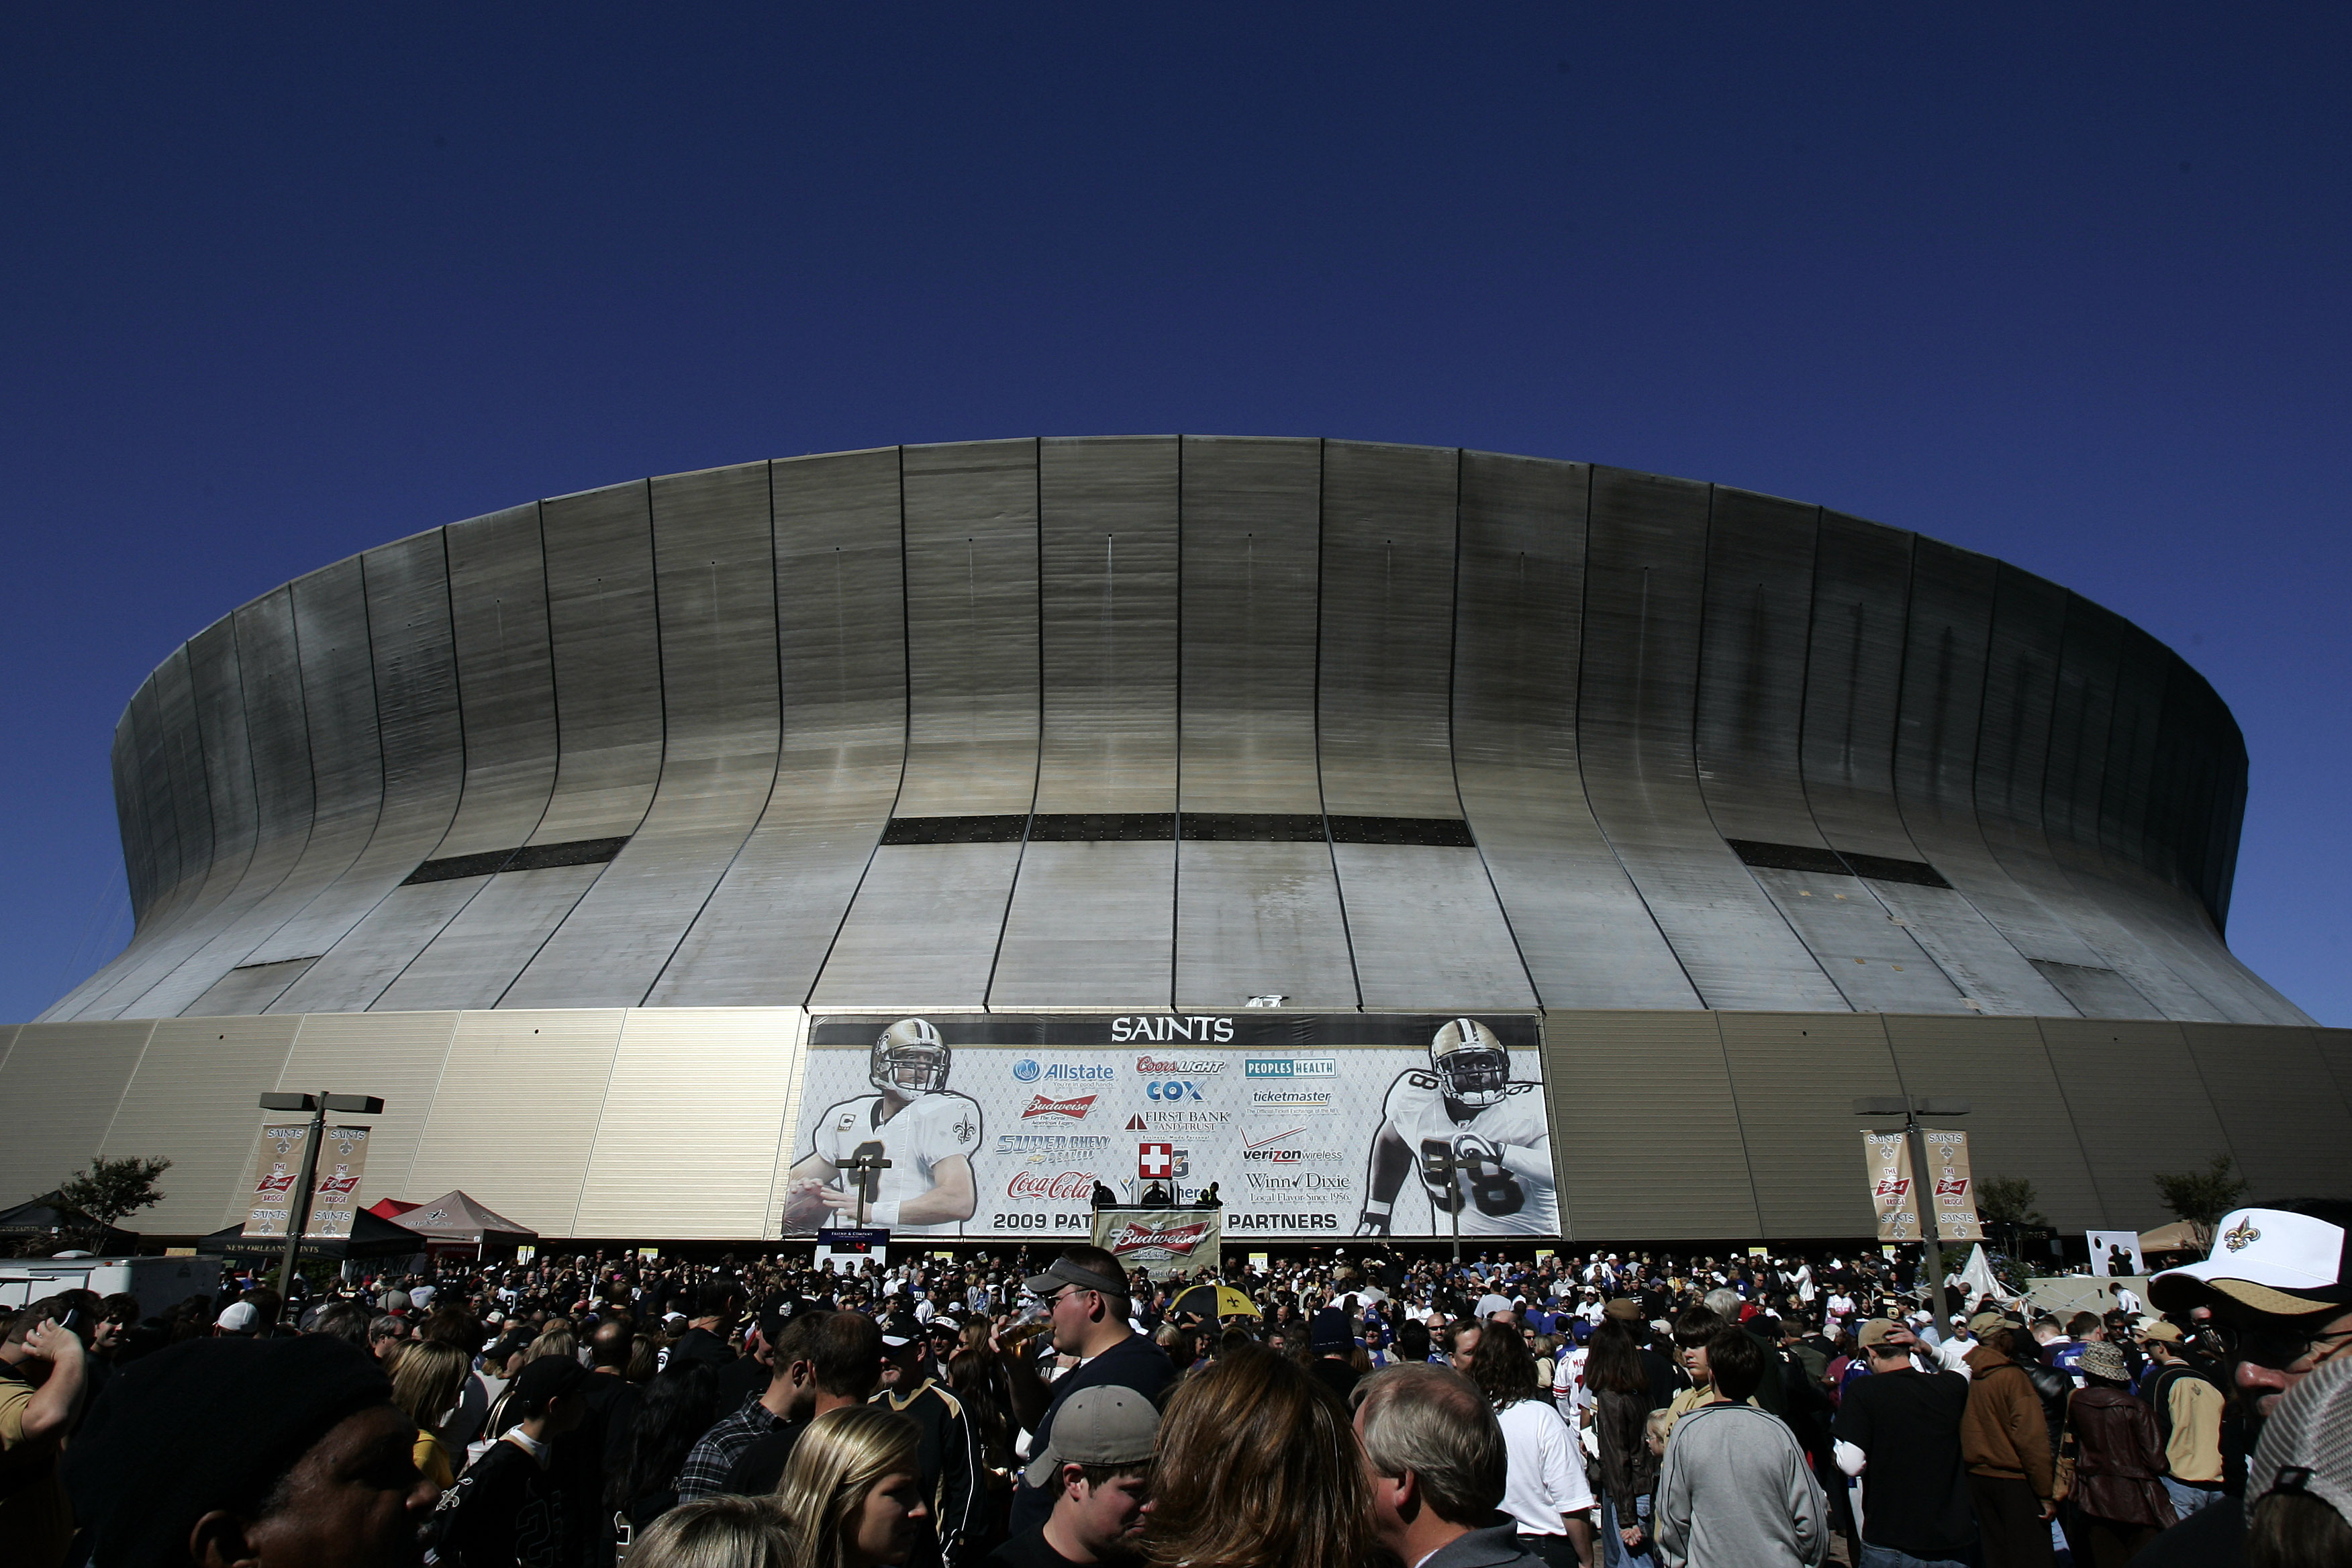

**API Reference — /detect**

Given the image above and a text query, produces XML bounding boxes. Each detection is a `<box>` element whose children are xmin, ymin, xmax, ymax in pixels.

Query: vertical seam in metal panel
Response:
<box><xmin>92</xmin><ymin>1020</ymin><xmax>161</xmax><ymax>1155</ymax></box>
<box><xmin>2170</xmin><ymin>1020</ymin><xmax>2244</xmax><ymax>1175</ymax></box>
<box><xmin>395</xmin><ymin>1010</ymin><xmax>464</xmax><ymax>1197</ymax></box>
<box><xmin>1572</xmin><ymin>468</ymin><xmax>1702</xmax><ymax>1006</ymax></box>
<box><xmin>1709</xmin><ymin>1012</ymin><xmax>1767</xmax><ymax>1238</ymax></box>
<box><xmin>565</xmin><ymin>1010</ymin><xmax>632</xmax><ymax>1236</ymax></box>
<box><xmin>1444</xmin><ymin>448</ymin><xmax>1540</xmax><ymax>1008</ymax></box>
<box><xmin>1169</xmin><ymin>436</ymin><xmax>1185</xmax><ymax>1012</ymax></box>
<box><xmin>763</xmin><ymin>1008</ymin><xmax>812</xmax><ymax>1240</ymax></box>
<box><xmin>1312</xmin><ymin>438</ymin><xmax>1365</xmax><ymax>1010</ymax></box>
<box><xmin>642</xmin><ymin>460</ymin><xmax>787</xmax><ymax>1006</ymax></box>
<box><xmin>981</xmin><ymin>438</ymin><xmax>1046</xmax><ymax>1013</ymax></box>
<box><xmin>2030</xmin><ymin>1016</ymin><xmax>2114</xmax><ymax>1227</ymax></box>
<box><xmin>802</xmin><ymin>450</ymin><xmax>916</xmax><ymax>1008</ymax></box>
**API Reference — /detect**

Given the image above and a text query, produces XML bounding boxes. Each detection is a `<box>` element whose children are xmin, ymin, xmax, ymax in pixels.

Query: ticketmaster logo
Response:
<box><xmin>1245</xmin><ymin>1057</ymin><xmax>1337</xmax><ymax>1078</ymax></box>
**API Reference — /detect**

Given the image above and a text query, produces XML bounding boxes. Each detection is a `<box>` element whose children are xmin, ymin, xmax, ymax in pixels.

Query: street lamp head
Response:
<box><xmin>321</xmin><ymin>1094</ymin><xmax>386</xmax><ymax>1115</ymax></box>
<box><xmin>1851</xmin><ymin>1097</ymin><xmax>1908</xmax><ymax>1117</ymax></box>
<box><xmin>258</xmin><ymin>1092</ymin><xmax>318</xmax><ymax>1112</ymax></box>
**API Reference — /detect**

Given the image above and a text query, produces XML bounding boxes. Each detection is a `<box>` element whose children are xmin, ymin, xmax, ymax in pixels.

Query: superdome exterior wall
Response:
<box><xmin>39</xmin><ymin>437</ymin><xmax>2306</xmax><ymax>1026</ymax></box>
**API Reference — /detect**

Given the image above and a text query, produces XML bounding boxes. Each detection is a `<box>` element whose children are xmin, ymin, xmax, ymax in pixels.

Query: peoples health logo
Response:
<box><xmin>1244</xmin><ymin>1057</ymin><xmax>1336</xmax><ymax>1079</ymax></box>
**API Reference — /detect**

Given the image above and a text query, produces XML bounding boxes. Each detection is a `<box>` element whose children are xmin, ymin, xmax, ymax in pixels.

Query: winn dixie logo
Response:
<box><xmin>1105</xmin><ymin>1218</ymin><xmax>1213</xmax><ymax>1257</ymax></box>
<box><xmin>1006</xmin><ymin>1170</ymin><xmax>1096</xmax><ymax>1202</ymax></box>
<box><xmin>1244</xmin><ymin>1057</ymin><xmax>1336</xmax><ymax>1078</ymax></box>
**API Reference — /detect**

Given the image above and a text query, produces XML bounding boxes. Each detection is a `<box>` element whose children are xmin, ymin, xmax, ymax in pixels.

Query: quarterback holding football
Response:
<box><xmin>782</xmin><ymin>1018</ymin><xmax>983</xmax><ymax>1234</ymax></box>
<box><xmin>1357</xmin><ymin>1018</ymin><xmax>1557</xmax><ymax>1236</ymax></box>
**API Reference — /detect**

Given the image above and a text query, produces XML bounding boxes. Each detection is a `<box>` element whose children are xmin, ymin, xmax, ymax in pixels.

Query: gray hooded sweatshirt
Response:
<box><xmin>1654</xmin><ymin>1400</ymin><xmax>1828</xmax><ymax>1568</ymax></box>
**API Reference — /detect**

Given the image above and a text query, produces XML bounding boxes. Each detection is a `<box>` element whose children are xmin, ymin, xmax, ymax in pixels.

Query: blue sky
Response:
<box><xmin>3</xmin><ymin>5</ymin><xmax>2345</xmax><ymax>1022</ymax></box>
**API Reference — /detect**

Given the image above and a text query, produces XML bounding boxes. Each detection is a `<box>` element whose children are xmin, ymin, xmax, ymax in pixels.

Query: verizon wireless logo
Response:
<box><xmin>1020</xmin><ymin>1094</ymin><xmax>1096</xmax><ymax>1120</ymax></box>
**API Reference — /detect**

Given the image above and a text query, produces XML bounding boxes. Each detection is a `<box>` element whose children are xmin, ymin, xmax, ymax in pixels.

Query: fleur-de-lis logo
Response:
<box><xmin>2223</xmin><ymin>1218</ymin><xmax>2261</xmax><ymax>1253</ymax></box>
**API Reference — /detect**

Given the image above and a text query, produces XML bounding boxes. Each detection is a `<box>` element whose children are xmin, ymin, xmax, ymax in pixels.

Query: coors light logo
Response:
<box><xmin>1007</xmin><ymin>1170</ymin><xmax>1095</xmax><ymax>1202</ymax></box>
<box><xmin>1106</xmin><ymin>1218</ymin><xmax>1212</xmax><ymax>1259</ymax></box>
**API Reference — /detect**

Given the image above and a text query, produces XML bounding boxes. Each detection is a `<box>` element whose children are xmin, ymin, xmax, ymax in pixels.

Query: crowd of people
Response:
<box><xmin>3</xmin><ymin>1200</ymin><xmax>2349</xmax><ymax>1568</ymax></box>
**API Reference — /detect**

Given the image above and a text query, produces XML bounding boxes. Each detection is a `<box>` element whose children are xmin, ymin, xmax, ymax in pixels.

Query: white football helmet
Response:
<box><xmin>871</xmin><ymin>1017</ymin><xmax>950</xmax><ymax>1096</ymax></box>
<box><xmin>1430</xmin><ymin>1018</ymin><xmax>1511</xmax><ymax>1108</ymax></box>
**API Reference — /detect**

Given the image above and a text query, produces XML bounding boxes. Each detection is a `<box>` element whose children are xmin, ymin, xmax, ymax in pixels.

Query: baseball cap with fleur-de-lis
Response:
<box><xmin>2152</xmin><ymin>1202</ymin><xmax>2352</xmax><ymax>1318</ymax></box>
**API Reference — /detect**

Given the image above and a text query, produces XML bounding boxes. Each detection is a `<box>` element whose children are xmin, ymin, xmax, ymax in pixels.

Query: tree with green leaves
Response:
<box><xmin>54</xmin><ymin>1154</ymin><xmax>173</xmax><ymax>1247</ymax></box>
<box><xmin>2153</xmin><ymin>1153</ymin><xmax>2250</xmax><ymax>1226</ymax></box>
<box><xmin>1977</xmin><ymin>1175</ymin><xmax>2046</xmax><ymax>1228</ymax></box>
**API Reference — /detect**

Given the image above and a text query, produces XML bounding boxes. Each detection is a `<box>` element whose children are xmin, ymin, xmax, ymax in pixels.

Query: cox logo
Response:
<box><xmin>1146</xmin><ymin>1080</ymin><xmax>1204</xmax><ymax>1102</ymax></box>
<box><xmin>1012</xmin><ymin>1060</ymin><xmax>1041</xmax><ymax>1083</ymax></box>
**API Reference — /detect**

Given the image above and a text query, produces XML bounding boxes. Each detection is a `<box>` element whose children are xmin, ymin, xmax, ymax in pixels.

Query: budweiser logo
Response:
<box><xmin>1108</xmin><ymin>1220</ymin><xmax>1210</xmax><ymax>1254</ymax></box>
<box><xmin>1934</xmin><ymin>1177</ymin><xmax>1969</xmax><ymax>1199</ymax></box>
<box><xmin>1007</xmin><ymin>1170</ymin><xmax>1095</xmax><ymax>1202</ymax></box>
<box><xmin>1021</xmin><ymin>1094</ymin><xmax>1096</xmax><ymax>1121</ymax></box>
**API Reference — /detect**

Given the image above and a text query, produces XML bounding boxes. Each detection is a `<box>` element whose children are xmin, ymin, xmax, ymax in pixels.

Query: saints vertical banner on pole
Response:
<box><xmin>240</xmin><ymin>1124</ymin><xmax>312</xmax><ymax>1238</ymax></box>
<box><xmin>1862</xmin><ymin>1132</ymin><xmax>1919</xmax><ymax>1241</ymax></box>
<box><xmin>1920</xmin><ymin>1129</ymin><xmax>1983</xmax><ymax>1243</ymax></box>
<box><xmin>305</xmin><ymin>1126</ymin><xmax>371</xmax><ymax>1240</ymax></box>
<box><xmin>1093</xmin><ymin>1209</ymin><xmax>1224</xmax><ymax>1279</ymax></box>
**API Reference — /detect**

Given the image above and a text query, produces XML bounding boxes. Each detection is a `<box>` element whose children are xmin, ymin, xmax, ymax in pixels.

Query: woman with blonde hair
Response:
<box><xmin>388</xmin><ymin>1338</ymin><xmax>469</xmax><ymax>1487</ymax></box>
<box><xmin>630</xmin><ymin>1495</ymin><xmax>795</xmax><ymax>1568</ymax></box>
<box><xmin>1142</xmin><ymin>1342</ymin><xmax>1382</xmax><ymax>1568</ymax></box>
<box><xmin>774</xmin><ymin>1405</ymin><xmax>930</xmax><ymax>1568</ymax></box>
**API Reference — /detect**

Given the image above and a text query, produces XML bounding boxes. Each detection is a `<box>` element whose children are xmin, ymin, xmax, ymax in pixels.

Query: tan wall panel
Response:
<box><xmin>1716</xmin><ymin>1014</ymin><xmax>1906</xmax><ymax>1237</ymax></box>
<box><xmin>1882</xmin><ymin>1015</ymin><xmax>2103</xmax><ymax>1232</ymax></box>
<box><xmin>2318</xmin><ymin>1030</ymin><xmax>2352</xmax><ymax>1114</ymax></box>
<box><xmin>575</xmin><ymin>1009</ymin><xmax>802</xmax><ymax>1238</ymax></box>
<box><xmin>764</xmin><ymin>1012</ymin><xmax>817</xmax><ymax>1238</ymax></box>
<box><xmin>2183</xmin><ymin>1024</ymin><xmax>2352</xmax><ymax>1202</ymax></box>
<box><xmin>101</xmin><ymin>1017</ymin><xmax>300</xmax><ymax>1233</ymax></box>
<box><xmin>0</xmin><ymin>1024</ymin><xmax>19</xmax><ymax>1073</ymax></box>
<box><xmin>404</xmin><ymin>1010</ymin><xmax>624</xmax><ymax>1236</ymax></box>
<box><xmin>2038</xmin><ymin>1018</ymin><xmax>2233</xmax><ymax>1229</ymax></box>
<box><xmin>0</xmin><ymin>1022</ymin><xmax>154</xmax><ymax>1206</ymax></box>
<box><xmin>1543</xmin><ymin>1012</ymin><xmax>1760</xmax><ymax>1239</ymax></box>
<box><xmin>275</xmin><ymin>1011</ymin><xmax>460</xmax><ymax>1211</ymax></box>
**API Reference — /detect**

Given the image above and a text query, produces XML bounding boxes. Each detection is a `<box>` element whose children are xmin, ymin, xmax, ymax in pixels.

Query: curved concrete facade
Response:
<box><xmin>42</xmin><ymin>437</ymin><xmax>2306</xmax><ymax>1026</ymax></box>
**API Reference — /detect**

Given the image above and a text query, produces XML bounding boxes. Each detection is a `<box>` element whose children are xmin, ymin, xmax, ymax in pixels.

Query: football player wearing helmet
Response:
<box><xmin>783</xmin><ymin>1018</ymin><xmax>983</xmax><ymax>1234</ymax></box>
<box><xmin>1357</xmin><ymin>1018</ymin><xmax>1557</xmax><ymax>1237</ymax></box>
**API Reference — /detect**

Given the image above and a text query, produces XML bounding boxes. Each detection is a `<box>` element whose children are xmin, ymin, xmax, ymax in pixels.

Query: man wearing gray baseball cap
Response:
<box><xmin>987</xmin><ymin>1385</ymin><xmax>1159</xmax><ymax>1568</ymax></box>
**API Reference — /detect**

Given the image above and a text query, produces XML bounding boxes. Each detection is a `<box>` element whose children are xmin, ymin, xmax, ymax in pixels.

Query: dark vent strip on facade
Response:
<box><xmin>1026</xmin><ymin>814</ymin><xmax>1176</xmax><ymax>843</ymax></box>
<box><xmin>879</xmin><ymin>815</ymin><xmax>1029</xmax><ymax>846</ymax></box>
<box><xmin>1724</xmin><ymin>838</ymin><xmax>1951</xmax><ymax>889</ymax></box>
<box><xmin>1177</xmin><ymin>813</ymin><xmax>1328</xmax><ymax>842</ymax></box>
<box><xmin>401</xmin><ymin>837</ymin><xmax>630</xmax><ymax>886</ymax></box>
<box><xmin>877</xmin><ymin>813</ymin><xmax>1479</xmax><ymax>846</ymax></box>
<box><xmin>1326</xmin><ymin>816</ymin><xmax>1478</xmax><ymax>847</ymax></box>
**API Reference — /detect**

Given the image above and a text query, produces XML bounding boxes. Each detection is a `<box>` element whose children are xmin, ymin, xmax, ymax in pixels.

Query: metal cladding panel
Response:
<box><xmin>1451</xmin><ymin>452</ymin><xmax>1695</xmax><ymax>1010</ymax></box>
<box><xmin>187</xmin><ymin>959</ymin><xmax>317</xmax><ymax>1016</ymax></box>
<box><xmin>1744</xmin><ymin>868</ymin><xmax>1970</xmax><ymax>1012</ymax></box>
<box><xmin>113</xmin><ymin>697</ymin><xmax>160</xmax><ymax>921</ymax></box>
<box><xmin>574</xmin><ymin>1008</ymin><xmax>801</xmax><ymax>1238</ymax></box>
<box><xmin>989</xmin><ymin>841</ymin><xmax>1175</xmax><ymax>1008</ymax></box>
<box><xmin>250</xmin><ymin>530</ymin><xmax>468</xmax><ymax>979</ymax></box>
<box><xmin>1802</xmin><ymin>514</ymin><xmax>1922</xmax><ymax>863</ymax></box>
<box><xmin>1173</xmin><ymin>841</ymin><xmax>1359</xmax><ymax>1012</ymax></box>
<box><xmin>100</xmin><ymin>1017</ymin><xmax>301</xmax><ymax>1232</ymax></box>
<box><xmin>1577</xmin><ymin>469</ymin><xmax>1845</xmax><ymax>1010</ymax></box>
<box><xmin>371</xmin><ymin>865</ymin><xmax>606</xmax><ymax>1012</ymax></box>
<box><xmin>1716</xmin><ymin>1013</ymin><xmax>1906</xmax><ymax>1236</ymax></box>
<box><xmin>651</xmin><ymin>450</ymin><xmax>905</xmax><ymax>1006</ymax></box>
<box><xmin>405</xmin><ymin>1010</ymin><xmax>626</xmax><ymax>1236</ymax></box>
<box><xmin>1176</xmin><ymin>437</ymin><xmax>1324</xmax><ymax>814</ymax></box>
<box><xmin>1316</xmin><ymin>441</ymin><xmax>1462</xmax><ymax>820</ymax></box>
<box><xmin>0</xmin><ymin>1024</ymin><xmax>17</xmax><ymax>1072</ymax></box>
<box><xmin>1693</xmin><ymin>487</ymin><xmax>1822</xmax><ymax>848</ymax></box>
<box><xmin>273</xmin><ymin>1010</ymin><xmax>459</xmax><ymax>1205</ymax></box>
<box><xmin>272</xmin><ymin>880</ymin><xmax>489</xmax><ymax>1012</ymax></box>
<box><xmin>2317</xmin><ymin>1030</ymin><xmax>2352</xmax><ymax>1117</ymax></box>
<box><xmin>895</xmin><ymin>440</ymin><xmax>1041</xmax><ymax>818</ymax></box>
<box><xmin>435</xmin><ymin>505</ymin><xmax>560</xmax><ymax>858</ymax></box>
<box><xmin>1034</xmin><ymin>436</ymin><xmax>1178</xmax><ymax>814</ymax></box>
<box><xmin>2180</xmin><ymin>1025</ymin><xmax>2351</xmax><ymax>1199</ymax></box>
<box><xmin>810</xmin><ymin>844</ymin><xmax>1024</xmax><ymax>1008</ymax></box>
<box><xmin>532</xmin><ymin>480</ymin><xmax>664</xmax><ymax>844</ymax></box>
<box><xmin>1880</xmin><ymin>1014</ymin><xmax>2104</xmax><ymax>1232</ymax></box>
<box><xmin>0</xmin><ymin>1022</ymin><xmax>153</xmax><ymax>1206</ymax></box>
<box><xmin>2037</xmin><ymin>1018</ymin><xmax>2233</xmax><ymax>1228</ymax></box>
<box><xmin>1861</xmin><ymin>883</ymin><xmax>2074</xmax><ymax>1018</ymax></box>
<box><xmin>1542</xmin><ymin>1011</ymin><xmax>1761</xmax><ymax>1239</ymax></box>
<box><xmin>1332</xmin><ymin>845</ymin><xmax>1534</xmax><ymax>1009</ymax></box>
<box><xmin>502</xmin><ymin>462</ymin><xmax>781</xmax><ymax>1008</ymax></box>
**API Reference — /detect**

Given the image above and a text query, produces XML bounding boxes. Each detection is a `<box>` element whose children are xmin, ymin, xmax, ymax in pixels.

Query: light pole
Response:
<box><xmin>839</xmin><ymin>1151</ymin><xmax>893</xmax><ymax>1229</ymax></box>
<box><xmin>256</xmin><ymin>1091</ymin><xmax>385</xmax><ymax>1327</ymax></box>
<box><xmin>1853</xmin><ymin>1095</ymin><xmax>1971</xmax><ymax>1313</ymax></box>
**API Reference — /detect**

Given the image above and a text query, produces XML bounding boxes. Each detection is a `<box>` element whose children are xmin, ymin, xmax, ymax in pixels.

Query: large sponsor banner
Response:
<box><xmin>780</xmin><ymin>1013</ymin><xmax>1555</xmax><ymax>1240</ymax></box>
<box><xmin>1094</xmin><ymin>1209</ymin><xmax>1223</xmax><ymax>1279</ymax></box>
<box><xmin>239</xmin><ymin>1124</ymin><xmax>371</xmax><ymax>1240</ymax></box>
<box><xmin>1920</xmin><ymin>1128</ymin><xmax>1983</xmax><ymax>1244</ymax></box>
<box><xmin>1862</xmin><ymin>1132</ymin><xmax>1920</xmax><ymax>1242</ymax></box>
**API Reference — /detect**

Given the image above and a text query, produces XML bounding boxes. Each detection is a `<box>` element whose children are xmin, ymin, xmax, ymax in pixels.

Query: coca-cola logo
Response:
<box><xmin>1108</xmin><ymin>1220</ymin><xmax>1210</xmax><ymax>1254</ymax></box>
<box><xmin>1020</xmin><ymin>1094</ymin><xmax>1096</xmax><ymax>1120</ymax></box>
<box><xmin>1006</xmin><ymin>1170</ymin><xmax>1096</xmax><ymax>1202</ymax></box>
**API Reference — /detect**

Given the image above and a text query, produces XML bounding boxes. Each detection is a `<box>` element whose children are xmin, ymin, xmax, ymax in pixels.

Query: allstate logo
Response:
<box><xmin>1012</xmin><ymin>1059</ymin><xmax>1041</xmax><ymax>1083</ymax></box>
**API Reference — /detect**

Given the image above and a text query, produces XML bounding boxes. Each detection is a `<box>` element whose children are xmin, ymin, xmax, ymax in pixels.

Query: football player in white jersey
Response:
<box><xmin>1356</xmin><ymin>1018</ymin><xmax>1557</xmax><ymax>1237</ymax></box>
<box><xmin>782</xmin><ymin>1018</ymin><xmax>984</xmax><ymax>1234</ymax></box>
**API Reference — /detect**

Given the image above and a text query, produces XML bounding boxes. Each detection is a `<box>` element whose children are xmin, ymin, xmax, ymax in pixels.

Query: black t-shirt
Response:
<box><xmin>1832</xmin><ymin>1369</ymin><xmax>1975</xmax><ymax>1557</ymax></box>
<box><xmin>985</xmin><ymin>1525</ymin><xmax>1091</xmax><ymax>1568</ymax></box>
<box><xmin>722</xmin><ymin>1417</ymin><xmax>810</xmax><ymax>1497</ymax></box>
<box><xmin>1310</xmin><ymin>1357</ymin><xmax>1361</xmax><ymax>1404</ymax></box>
<box><xmin>2127</xmin><ymin>1500</ymin><xmax>2241</xmax><ymax>1568</ymax></box>
<box><xmin>1008</xmin><ymin>1335</ymin><xmax>1175</xmax><ymax>1533</ymax></box>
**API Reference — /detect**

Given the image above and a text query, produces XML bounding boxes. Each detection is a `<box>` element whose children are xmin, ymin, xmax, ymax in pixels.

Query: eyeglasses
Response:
<box><xmin>1041</xmin><ymin>1285</ymin><xmax>1097</xmax><ymax>1308</ymax></box>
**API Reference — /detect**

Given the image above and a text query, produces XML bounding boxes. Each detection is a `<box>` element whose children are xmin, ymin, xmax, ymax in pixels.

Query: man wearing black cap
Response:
<box><xmin>1308</xmin><ymin>1308</ymin><xmax>1361</xmax><ymax>1402</ymax></box>
<box><xmin>875</xmin><ymin>1314</ymin><xmax>985</xmax><ymax>1566</ymax></box>
<box><xmin>2132</xmin><ymin>1199</ymin><xmax>2352</xmax><ymax>1568</ymax></box>
<box><xmin>432</xmin><ymin>1355</ymin><xmax>595</xmax><ymax>1568</ymax></box>
<box><xmin>998</xmin><ymin>1246</ymin><xmax>1173</xmax><ymax>1536</ymax></box>
<box><xmin>61</xmin><ymin>1333</ymin><xmax>433</xmax><ymax>1568</ymax></box>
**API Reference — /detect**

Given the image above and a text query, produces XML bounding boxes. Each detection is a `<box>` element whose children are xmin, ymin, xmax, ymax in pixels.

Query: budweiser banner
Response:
<box><xmin>781</xmin><ymin>1012</ymin><xmax>1557</xmax><ymax>1240</ymax></box>
<box><xmin>1093</xmin><ymin>1208</ymin><xmax>1223</xmax><ymax>1279</ymax></box>
<box><xmin>1920</xmin><ymin>1128</ymin><xmax>1983</xmax><ymax>1243</ymax></box>
<box><xmin>238</xmin><ymin>1124</ymin><xmax>372</xmax><ymax>1240</ymax></box>
<box><xmin>1862</xmin><ymin>1131</ymin><xmax>1920</xmax><ymax>1242</ymax></box>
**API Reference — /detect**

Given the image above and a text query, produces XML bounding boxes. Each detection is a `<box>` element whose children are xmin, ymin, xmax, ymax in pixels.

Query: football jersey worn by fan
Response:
<box><xmin>1381</xmin><ymin>1071</ymin><xmax>1557</xmax><ymax>1236</ymax></box>
<box><xmin>812</xmin><ymin>1092</ymin><xmax>985</xmax><ymax>1234</ymax></box>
